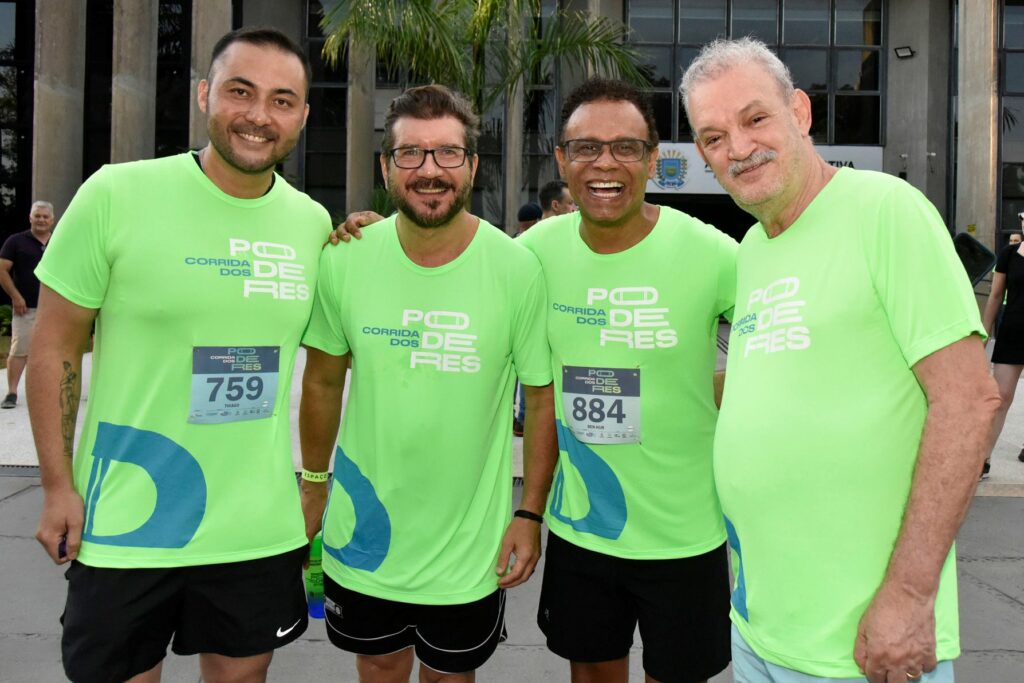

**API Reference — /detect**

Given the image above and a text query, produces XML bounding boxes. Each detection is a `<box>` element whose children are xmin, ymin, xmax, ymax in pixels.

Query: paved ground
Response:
<box><xmin>2</xmin><ymin>336</ymin><xmax>1023</xmax><ymax>680</ymax></box>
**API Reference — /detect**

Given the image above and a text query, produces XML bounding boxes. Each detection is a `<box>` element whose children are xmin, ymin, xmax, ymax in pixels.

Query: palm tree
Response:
<box><xmin>320</xmin><ymin>0</ymin><xmax>647</xmax><ymax>111</ymax></box>
<box><xmin>317</xmin><ymin>0</ymin><xmax>649</xmax><ymax>227</ymax></box>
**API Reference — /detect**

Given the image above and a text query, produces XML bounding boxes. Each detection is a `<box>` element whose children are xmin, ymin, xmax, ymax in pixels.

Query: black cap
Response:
<box><xmin>517</xmin><ymin>203</ymin><xmax>542</xmax><ymax>221</ymax></box>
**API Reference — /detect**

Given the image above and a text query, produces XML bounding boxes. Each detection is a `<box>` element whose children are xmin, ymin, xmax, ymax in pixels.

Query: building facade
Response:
<box><xmin>0</xmin><ymin>1</ymin><xmax>1018</xmax><ymax>274</ymax></box>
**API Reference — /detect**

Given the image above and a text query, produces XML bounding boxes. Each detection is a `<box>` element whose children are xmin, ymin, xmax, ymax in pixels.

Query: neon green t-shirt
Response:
<box><xmin>302</xmin><ymin>217</ymin><xmax>551</xmax><ymax>605</ymax></box>
<box><xmin>714</xmin><ymin>168</ymin><xmax>983</xmax><ymax>677</ymax></box>
<box><xmin>35</xmin><ymin>153</ymin><xmax>332</xmax><ymax>568</ymax></box>
<box><xmin>518</xmin><ymin>207</ymin><xmax>737</xmax><ymax>558</ymax></box>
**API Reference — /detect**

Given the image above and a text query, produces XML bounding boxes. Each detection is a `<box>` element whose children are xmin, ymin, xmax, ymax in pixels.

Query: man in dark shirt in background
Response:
<box><xmin>0</xmin><ymin>200</ymin><xmax>54</xmax><ymax>408</ymax></box>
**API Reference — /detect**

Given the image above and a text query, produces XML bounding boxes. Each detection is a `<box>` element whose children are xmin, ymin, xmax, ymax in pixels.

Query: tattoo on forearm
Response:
<box><xmin>60</xmin><ymin>361</ymin><xmax>79</xmax><ymax>459</ymax></box>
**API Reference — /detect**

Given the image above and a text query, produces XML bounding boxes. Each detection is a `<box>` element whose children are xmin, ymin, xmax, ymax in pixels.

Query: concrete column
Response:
<box><xmin>503</xmin><ymin>85</ymin><xmax>525</xmax><ymax>235</ymax></box>
<box><xmin>111</xmin><ymin>0</ymin><xmax>158</xmax><ymax>163</ymax></box>
<box><xmin>239</xmin><ymin>0</ymin><xmax>305</xmax><ymax>183</ymax></box>
<box><xmin>501</xmin><ymin>3</ymin><xmax>526</xmax><ymax>234</ymax></box>
<box><xmin>346</xmin><ymin>37</ymin><xmax>375</xmax><ymax>216</ymax></box>
<box><xmin>32</xmin><ymin>0</ymin><xmax>86</xmax><ymax>216</ymax></box>
<box><xmin>955</xmin><ymin>0</ymin><xmax>999</xmax><ymax>249</ymax></box>
<box><xmin>189</xmin><ymin>1</ymin><xmax>233</xmax><ymax>149</ymax></box>
<box><xmin>884</xmin><ymin>0</ymin><xmax>951</xmax><ymax>220</ymax></box>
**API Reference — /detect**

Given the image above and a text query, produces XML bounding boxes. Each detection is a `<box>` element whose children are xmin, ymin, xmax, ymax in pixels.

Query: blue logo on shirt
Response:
<box><xmin>547</xmin><ymin>420</ymin><xmax>627</xmax><ymax>539</ymax></box>
<box><xmin>724</xmin><ymin>516</ymin><xmax>749</xmax><ymax>621</ymax></box>
<box><xmin>323</xmin><ymin>445</ymin><xmax>391</xmax><ymax>571</ymax></box>
<box><xmin>83</xmin><ymin>422</ymin><xmax>206</xmax><ymax>548</ymax></box>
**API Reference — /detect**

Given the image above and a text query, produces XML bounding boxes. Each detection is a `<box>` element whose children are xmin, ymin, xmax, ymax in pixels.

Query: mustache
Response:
<box><xmin>409</xmin><ymin>178</ymin><xmax>454</xmax><ymax>191</ymax></box>
<box><xmin>728</xmin><ymin>150</ymin><xmax>777</xmax><ymax>177</ymax></box>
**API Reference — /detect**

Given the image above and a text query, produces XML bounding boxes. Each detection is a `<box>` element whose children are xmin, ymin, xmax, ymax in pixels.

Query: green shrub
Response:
<box><xmin>0</xmin><ymin>304</ymin><xmax>11</xmax><ymax>337</ymax></box>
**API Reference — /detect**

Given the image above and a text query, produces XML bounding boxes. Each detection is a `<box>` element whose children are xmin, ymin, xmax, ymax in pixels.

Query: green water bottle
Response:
<box><xmin>305</xmin><ymin>532</ymin><xmax>324</xmax><ymax>619</ymax></box>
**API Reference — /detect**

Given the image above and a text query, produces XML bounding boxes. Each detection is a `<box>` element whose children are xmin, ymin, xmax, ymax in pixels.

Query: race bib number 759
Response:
<box><xmin>189</xmin><ymin>346</ymin><xmax>280</xmax><ymax>424</ymax></box>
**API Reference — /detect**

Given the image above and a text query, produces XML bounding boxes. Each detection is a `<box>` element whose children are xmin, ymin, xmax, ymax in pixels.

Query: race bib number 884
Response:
<box><xmin>561</xmin><ymin>365</ymin><xmax>640</xmax><ymax>444</ymax></box>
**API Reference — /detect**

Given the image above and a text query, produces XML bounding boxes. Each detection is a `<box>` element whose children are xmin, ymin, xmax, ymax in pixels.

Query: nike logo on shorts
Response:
<box><xmin>276</xmin><ymin>618</ymin><xmax>301</xmax><ymax>638</ymax></box>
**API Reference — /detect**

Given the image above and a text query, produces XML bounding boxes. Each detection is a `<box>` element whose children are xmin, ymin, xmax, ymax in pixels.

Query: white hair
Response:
<box><xmin>30</xmin><ymin>200</ymin><xmax>54</xmax><ymax>213</ymax></box>
<box><xmin>679</xmin><ymin>37</ymin><xmax>795</xmax><ymax>123</ymax></box>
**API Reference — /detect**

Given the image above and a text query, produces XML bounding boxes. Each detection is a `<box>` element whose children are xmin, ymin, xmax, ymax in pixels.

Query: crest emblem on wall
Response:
<box><xmin>654</xmin><ymin>149</ymin><xmax>688</xmax><ymax>190</ymax></box>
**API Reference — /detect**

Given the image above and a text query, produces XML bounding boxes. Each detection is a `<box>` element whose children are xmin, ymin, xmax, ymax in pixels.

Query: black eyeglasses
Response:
<box><xmin>562</xmin><ymin>139</ymin><xmax>652</xmax><ymax>163</ymax></box>
<box><xmin>388</xmin><ymin>146</ymin><xmax>471</xmax><ymax>169</ymax></box>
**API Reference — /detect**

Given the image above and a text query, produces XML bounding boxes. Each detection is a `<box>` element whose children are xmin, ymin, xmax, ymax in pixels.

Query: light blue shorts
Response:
<box><xmin>732</xmin><ymin>625</ymin><xmax>955</xmax><ymax>683</ymax></box>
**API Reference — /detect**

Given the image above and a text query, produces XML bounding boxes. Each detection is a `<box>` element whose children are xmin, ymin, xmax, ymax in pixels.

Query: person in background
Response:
<box><xmin>516</xmin><ymin>202</ymin><xmax>542</xmax><ymax>235</ymax></box>
<box><xmin>0</xmin><ymin>200</ymin><xmax>54</xmax><ymax>409</ymax></box>
<box><xmin>983</xmin><ymin>213</ymin><xmax>1024</xmax><ymax>467</ymax></box>
<box><xmin>538</xmin><ymin>179</ymin><xmax>576</xmax><ymax>219</ymax></box>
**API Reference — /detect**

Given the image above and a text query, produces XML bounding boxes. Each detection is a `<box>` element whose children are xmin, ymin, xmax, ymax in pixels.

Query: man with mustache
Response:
<box><xmin>298</xmin><ymin>84</ymin><xmax>556</xmax><ymax>683</ymax></box>
<box><xmin>681</xmin><ymin>38</ymin><xmax>998</xmax><ymax>683</ymax></box>
<box><xmin>30</xmin><ymin>28</ymin><xmax>331</xmax><ymax>682</ymax></box>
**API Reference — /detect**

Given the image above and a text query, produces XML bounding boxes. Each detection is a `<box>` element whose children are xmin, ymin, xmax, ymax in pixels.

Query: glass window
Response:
<box><xmin>629</xmin><ymin>0</ymin><xmax>674</xmax><ymax>42</ymax></box>
<box><xmin>651</xmin><ymin>91</ymin><xmax>675</xmax><ymax>141</ymax></box>
<box><xmin>637</xmin><ymin>46</ymin><xmax>674</xmax><ymax>87</ymax></box>
<box><xmin>524</xmin><ymin>154</ymin><xmax>558</xmax><ymax>195</ymax></box>
<box><xmin>1007</xmin><ymin>53</ymin><xmax>1024</xmax><ymax>94</ymax></box>
<box><xmin>305</xmin><ymin>128</ymin><xmax>347</xmax><ymax>152</ymax></box>
<box><xmin>307</xmin><ymin>88</ymin><xmax>347</xmax><ymax>129</ymax></box>
<box><xmin>0</xmin><ymin>66</ymin><xmax>14</xmax><ymax>126</ymax></box>
<box><xmin>524</xmin><ymin>89</ymin><xmax>556</xmax><ymax>154</ymax></box>
<box><xmin>783</xmin><ymin>48</ymin><xmax>828</xmax><ymax>90</ymax></box>
<box><xmin>1002</xmin><ymin>97</ymin><xmax>1024</xmax><ymax>232</ymax></box>
<box><xmin>733</xmin><ymin>0</ymin><xmax>778</xmax><ymax>44</ymax></box>
<box><xmin>0</xmin><ymin>183</ymin><xmax>13</xmax><ymax>211</ymax></box>
<box><xmin>470</xmin><ymin>154</ymin><xmax>504</xmax><ymax>227</ymax></box>
<box><xmin>677</xmin><ymin>45</ymin><xmax>701</xmax><ymax>78</ymax></box>
<box><xmin>678</xmin><ymin>0</ymin><xmax>727</xmax><ymax>44</ymax></box>
<box><xmin>0</xmin><ymin>4</ymin><xmax>15</xmax><ymax>60</ymax></box>
<box><xmin>308</xmin><ymin>0</ymin><xmax>326</xmax><ymax>37</ymax></box>
<box><xmin>834</xmin><ymin>95</ymin><xmax>879</xmax><ymax>143</ymax></box>
<box><xmin>678</xmin><ymin>104</ymin><xmax>694</xmax><ymax>141</ymax></box>
<box><xmin>309</xmin><ymin>38</ymin><xmax>346</xmax><ymax>84</ymax></box>
<box><xmin>783</xmin><ymin>0</ymin><xmax>829</xmax><ymax>45</ymax></box>
<box><xmin>807</xmin><ymin>92</ymin><xmax>828</xmax><ymax>142</ymax></box>
<box><xmin>155</xmin><ymin>1</ymin><xmax>191</xmax><ymax>159</ymax></box>
<box><xmin>0</xmin><ymin>128</ymin><xmax>15</xmax><ymax>176</ymax></box>
<box><xmin>835</xmin><ymin>49</ymin><xmax>879</xmax><ymax>91</ymax></box>
<box><xmin>628</xmin><ymin>0</ymin><xmax>886</xmax><ymax>145</ymax></box>
<box><xmin>1005</xmin><ymin>0</ymin><xmax>1024</xmax><ymax>49</ymax></box>
<box><xmin>835</xmin><ymin>0</ymin><xmax>882</xmax><ymax>46</ymax></box>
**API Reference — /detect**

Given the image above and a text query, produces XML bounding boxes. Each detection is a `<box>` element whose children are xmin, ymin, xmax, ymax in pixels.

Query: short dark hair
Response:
<box><xmin>538</xmin><ymin>180</ymin><xmax>568</xmax><ymax>211</ymax></box>
<box><xmin>209</xmin><ymin>27</ymin><xmax>312</xmax><ymax>95</ymax></box>
<box><xmin>381</xmin><ymin>84</ymin><xmax>481</xmax><ymax>157</ymax></box>
<box><xmin>559</xmin><ymin>78</ymin><xmax>658</xmax><ymax>146</ymax></box>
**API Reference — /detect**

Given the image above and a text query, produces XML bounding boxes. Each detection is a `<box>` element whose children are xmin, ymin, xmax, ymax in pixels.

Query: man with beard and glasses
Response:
<box><xmin>298</xmin><ymin>84</ymin><xmax>557</xmax><ymax>683</ymax></box>
<box><xmin>681</xmin><ymin>38</ymin><xmax>997</xmax><ymax>683</ymax></box>
<box><xmin>30</xmin><ymin>28</ymin><xmax>331</xmax><ymax>682</ymax></box>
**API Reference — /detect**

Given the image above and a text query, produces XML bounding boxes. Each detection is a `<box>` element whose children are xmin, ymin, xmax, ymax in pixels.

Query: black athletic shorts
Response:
<box><xmin>324</xmin><ymin>574</ymin><xmax>507</xmax><ymax>675</ymax></box>
<box><xmin>537</xmin><ymin>531</ymin><xmax>731</xmax><ymax>683</ymax></box>
<box><xmin>61</xmin><ymin>545</ymin><xmax>308</xmax><ymax>683</ymax></box>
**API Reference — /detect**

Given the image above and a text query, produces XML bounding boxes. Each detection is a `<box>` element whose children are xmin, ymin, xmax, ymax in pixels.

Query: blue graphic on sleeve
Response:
<box><xmin>547</xmin><ymin>419</ymin><xmax>626</xmax><ymax>539</ymax></box>
<box><xmin>724</xmin><ymin>515</ymin><xmax>749</xmax><ymax>621</ymax></box>
<box><xmin>83</xmin><ymin>422</ymin><xmax>206</xmax><ymax>548</ymax></box>
<box><xmin>323</xmin><ymin>445</ymin><xmax>391</xmax><ymax>572</ymax></box>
